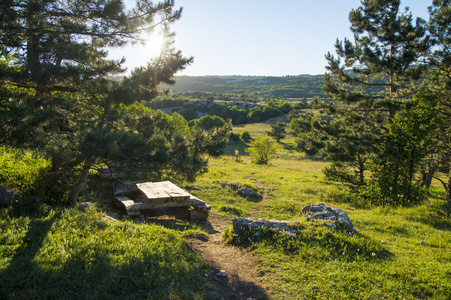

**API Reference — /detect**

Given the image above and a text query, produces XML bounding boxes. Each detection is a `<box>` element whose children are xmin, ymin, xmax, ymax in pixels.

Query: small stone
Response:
<box><xmin>420</xmin><ymin>241</ymin><xmax>428</xmax><ymax>247</ymax></box>
<box><xmin>78</xmin><ymin>202</ymin><xmax>93</xmax><ymax>210</ymax></box>
<box><xmin>233</xmin><ymin>217</ymin><xmax>293</xmax><ymax>233</ymax></box>
<box><xmin>194</xmin><ymin>233</ymin><xmax>209</xmax><ymax>241</ymax></box>
<box><xmin>216</xmin><ymin>270</ymin><xmax>227</xmax><ymax>277</ymax></box>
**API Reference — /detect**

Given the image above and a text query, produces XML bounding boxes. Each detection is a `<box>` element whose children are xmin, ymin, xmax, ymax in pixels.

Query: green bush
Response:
<box><xmin>246</xmin><ymin>136</ymin><xmax>277</xmax><ymax>165</ymax></box>
<box><xmin>229</xmin><ymin>132</ymin><xmax>241</xmax><ymax>142</ymax></box>
<box><xmin>0</xmin><ymin>147</ymin><xmax>50</xmax><ymax>197</ymax></box>
<box><xmin>240</xmin><ymin>130</ymin><xmax>252</xmax><ymax>142</ymax></box>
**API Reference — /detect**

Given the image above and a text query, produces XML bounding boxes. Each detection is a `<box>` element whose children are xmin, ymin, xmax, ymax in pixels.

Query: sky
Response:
<box><xmin>108</xmin><ymin>0</ymin><xmax>430</xmax><ymax>76</ymax></box>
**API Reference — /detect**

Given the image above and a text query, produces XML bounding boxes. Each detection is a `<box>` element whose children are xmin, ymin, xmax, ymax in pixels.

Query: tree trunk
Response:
<box><xmin>422</xmin><ymin>153</ymin><xmax>436</xmax><ymax>189</ymax></box>
<box><xmin>446</xmin><ymin>175</ymin><xmax>451</xmax><ymax>205</ymax></box>
<box><xmin>68</xmin><ymin>160</ymin><xmax>91</xmax><ymax>206</ymax></box>
<box><xmin>357</xmin><ymin>155</ymin><xmax>366</xmax><ymax>186</ymax></box>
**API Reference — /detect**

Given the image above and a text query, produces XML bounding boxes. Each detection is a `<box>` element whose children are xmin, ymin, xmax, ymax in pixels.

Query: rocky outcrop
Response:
<box><xmin>79</xmin><ymin>202</ymin><xmax>93</xmax><ymax>210</ymax></box>
<box><xmin>216</xmin><ymin>181</ymin><xmax>258</xmax><ymax>198</ymax></box>
<box><xmin>233</xmin><ymin>217</ymin><xmax>296</xmax><ymax>234</ymax></box>
<box><xmin>300</xmin><ymin>203</ymin><xmax>356</xmax><ymax>233</ymax></box>
<box><xmin>238</xmin><ymin>187</ymin><xmax>255</xmax><ymax>196</ymax></box>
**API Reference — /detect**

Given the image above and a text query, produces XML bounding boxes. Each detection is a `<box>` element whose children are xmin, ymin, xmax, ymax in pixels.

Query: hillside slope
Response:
<box><xmin>168</xmin><ymin>75</ymin><xmax>326</xmax><ymax>98</ymax></box>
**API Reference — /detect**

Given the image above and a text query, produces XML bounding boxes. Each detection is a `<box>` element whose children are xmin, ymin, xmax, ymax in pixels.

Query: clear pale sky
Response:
<box><xmin>108</xmin><ymin>0</ymin><xmax>430</xmax><ymax>76</ymax></box>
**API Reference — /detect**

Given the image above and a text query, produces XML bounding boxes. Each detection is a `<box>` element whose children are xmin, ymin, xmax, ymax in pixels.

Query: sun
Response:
<box><xmin>143</xmin><ymin>28</ymin><xmax>166</xmax><ymax>58</ymax></box>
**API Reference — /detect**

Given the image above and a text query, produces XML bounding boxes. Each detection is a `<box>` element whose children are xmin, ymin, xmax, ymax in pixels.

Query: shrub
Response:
<box><xmin>246</xmin><ymin>136</ymin><xmax>277</xmax><ymax>165</ymax></box>
<box><xmin>229</xmin><ymin>132</ymin><xmax>241</xmax><ymax>142</ymax></box>
<box><xmin>240</xmin><ymin>130</ymin><xmax>252</xmax><ymax>142</ymax></box>
<box><xmin>0</xmin><ymin>147</ymin><xmax>51</xmax><ymax>198</ymax></box>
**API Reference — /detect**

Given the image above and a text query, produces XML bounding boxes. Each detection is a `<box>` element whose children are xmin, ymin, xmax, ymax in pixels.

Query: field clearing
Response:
<box><xmin>1</xmin><ymin>123</ymin><xmax>451</xmax><ymax>299</ymax></box>
<box><xmin>190</xmin><ymin>153</ymin><xmax>451</xmax><ymax>299</ymax></box>
<box><xmin>196</xmin><ymin>122</ymin><xmax>451</xmax><ymax>299</ymax></box>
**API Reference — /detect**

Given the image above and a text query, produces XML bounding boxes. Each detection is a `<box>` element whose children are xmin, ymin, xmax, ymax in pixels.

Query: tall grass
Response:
<box><xmin>0</xmin><ymin>205</ymin><xmax>213</xmax><ymax>299</ymax></box>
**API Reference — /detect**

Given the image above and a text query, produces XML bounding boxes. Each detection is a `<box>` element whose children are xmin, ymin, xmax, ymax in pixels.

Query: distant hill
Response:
<box><xmin>167</xmin><ymin>75</ymin><xmax>326</xmax><ymax>99</ymax></box>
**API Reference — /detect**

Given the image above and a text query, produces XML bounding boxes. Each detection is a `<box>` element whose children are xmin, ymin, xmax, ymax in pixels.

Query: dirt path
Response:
<box><xmin>186</xmin><ymin>214</ymin><xmax>267</xmax><ymax>300</ymax></box>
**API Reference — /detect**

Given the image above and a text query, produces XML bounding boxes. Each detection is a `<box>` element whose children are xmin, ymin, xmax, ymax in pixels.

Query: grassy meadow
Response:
<box><xmin>1</xmin><ymin>122</ymin><xmax>451</xmax><ymax>299</ymax></box>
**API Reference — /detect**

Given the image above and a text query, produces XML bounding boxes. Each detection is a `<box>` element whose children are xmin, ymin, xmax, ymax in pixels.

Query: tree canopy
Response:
<box><xmin>0</xmin><ymin>0</ymin><xmax>230</xmax><ymax>204</ymax></box>
<box><xmin>295</xmin><ymin>0</ymin><xmax>438</xmax><ymax>205</ymax></box>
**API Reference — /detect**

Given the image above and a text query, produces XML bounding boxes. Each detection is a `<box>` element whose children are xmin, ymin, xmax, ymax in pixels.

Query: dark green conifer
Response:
<box><xmin>0</xmin><ymin>0</ymin><xmax>230</xmax><ymax>205</ymax></box>
<box><xmin>317</xmin><ymin>0</ymin><xmax>430</xmax><ymax>204</ymax></box>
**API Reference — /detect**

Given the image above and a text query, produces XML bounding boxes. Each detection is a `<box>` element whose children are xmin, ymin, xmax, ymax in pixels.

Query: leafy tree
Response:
<box><xmin>246</xmin><ymin>137</ymin><xmax>277</xmax><ymax>165</ymax></box>
<box><xmin>317</xmin><ymin>0</ymin><xmax>430</xmax><ymax>204</ymax></box>
<box><xmin>267</xmin><ymin>119</ymin><xmax>286</xmax><ymax>143</ymax></box>
<box><xmin>0</xmin><ymin>0</ymin><xmax>230</xmax><ymax>205</ymax></box>
<box><xmin>188</xmin><ymin>115</ymin><xmax>226</xmax><ymax>130</ymax></box>
<box><xmin>324</xmin><ymin>0</ymin><xmax>428</xmax><ymax>117</ymax></box>
<box><xmin>247</xmin><ymin>107</ymin><xmax>263</xmax><ymax>123</ymax></box>
<box><xmin>361</xmin><ymin>95</ymin><xmax>438</xmax><ymax>206</ymax></box>
<box><xmin>286</xmin><ymin>108</ymin><xmax>300</xmax><ymax>122</ymax></box>
<box><xmin>170</xmin><ymin>112</ymin><xmax>189</xmax><ymax>135</ymax></box>
<box><xmin>262</xmin><ymin>105</ymin><xmax>282</xmax><ymax>120</ymax></box>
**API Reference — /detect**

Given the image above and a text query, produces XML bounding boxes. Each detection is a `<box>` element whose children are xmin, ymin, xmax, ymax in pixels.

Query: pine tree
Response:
<box><xmin>0</xmin><ymin>0</ymin><xmax>230</xmax><ymax>205</ymax></box>
<box><xmin>319</xmin><ymin>0</ymin><xmax>430</xmax><ymax>204</ymax></box>
<box><xmin>421</xmin><ymin>0</ymin><xmax>451</xmax><ymax>204</ymax></box>
<box><xmin>267</xmin><ymin>119</ymin><xmax>286</xmax><ymax>143</ymax></box>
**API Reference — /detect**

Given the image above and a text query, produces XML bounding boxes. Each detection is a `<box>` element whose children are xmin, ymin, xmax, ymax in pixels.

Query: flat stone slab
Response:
<box><xmin>115</xmin><ymin>196</ymin><xmax>141</xmax><ymax>216</ymax></box>
<box><xmin>136</xmin><ymin>181</ymin><xmax>191</xmax><ymax>202</ymax></box>
<box><xmin>114</xmin><ymin>181</ymin><xmax>212</xmax><ymax>220</ymax></box>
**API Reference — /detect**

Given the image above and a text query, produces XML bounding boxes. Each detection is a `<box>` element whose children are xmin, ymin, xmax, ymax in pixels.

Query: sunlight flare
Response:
<box><xmin>143</xmin><ymin>28</ymin><xmax>166</xmax><ymax>58</ymax></box>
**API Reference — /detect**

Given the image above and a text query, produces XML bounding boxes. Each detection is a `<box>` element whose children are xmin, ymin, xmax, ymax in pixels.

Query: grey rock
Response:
<box><xmin>300</xmin><ymin>203</ymin><xmax>356</xmax><ymax>233</ymax></box>
<box><xmin>79</xmin><ymin>202</ymin><xmax>93</xmax><ymax>210</ymax></box>
<box><xmin>193</xmin><ymin>233</ymin><xmax>209</xmax><ymax>241</ymax></box>
<box><xmin>233</xmin><ymin>217</ymin><xmax>292</xmax><ymax>233</ymax></box>
<box><xmin>238</xmin><ymin>187</ymin><xmax>255</xmax><ymax>196</ymax></box>
<box><xmin>420</xmin><ymin>241</ymin><xmax>428</xmax><ymax>247</ymax></box>
<box><xmin>325</xmin><ymin>223</ymin><xmax>337</xmax><ymax>230</ymax></box>
<box><xmin>216</xmin><ymin>270</ymin><xmax>227</xmax><ymax>277</ymax></box>
<box><xmin>0</xmin><ymin>185</ymin><xmax>22</xmax><ymax>206</ymax></box>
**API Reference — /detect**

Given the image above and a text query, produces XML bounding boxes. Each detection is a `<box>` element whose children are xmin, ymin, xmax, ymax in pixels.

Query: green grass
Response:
<box><xmin>187</xmin><ymin>121</ymin><xmax>451</xmax><ymax>299</ymax></box>
<box><xmin>0</xmin><ymin>205</ymin><xmax>213</xmax><ymax>299</ymax></box>
<box><xmin>190</xmin><ymin>156</ymin><xmax>451</xmax><ymax>299</ymax></box>
<box><xmin>1</xmin><ymin>124</ymin><xmax>451</xmax><ymax>299</ymax></box>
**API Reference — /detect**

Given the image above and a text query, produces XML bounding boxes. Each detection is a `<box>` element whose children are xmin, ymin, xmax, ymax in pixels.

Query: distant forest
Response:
<box><xmin>165</xmin><ymin>75</ymin><xmax>326</xmax><ymax>99</ymax></box>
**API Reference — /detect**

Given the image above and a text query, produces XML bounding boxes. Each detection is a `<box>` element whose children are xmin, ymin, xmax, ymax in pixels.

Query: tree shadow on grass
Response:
<box><xmin>404</xmin><ymin>203</ymin><xmax>451</xmax><ymax>231</ymax></box>
<box><xmin>228</xmin><ymin>225</ymin><xmax>394</xmax><ymax>263</ymax></box>
<box><xmin>0</xmin><ymin>205</ymin><xmax>267</xmax><ymax>299</ymax></box>
<box><xmin>1</xmin><ymin>205</ymin><xmax>63</xmax><ymax>299</ymax></box>
<box><xmin>279</xmin><ymin>141</ymin><xmax>297</xmax><ymax>152</ymax></box>
<box><xmin>2</xmin><ymin>245</ymin><xmax>214</xmax><ymax>299</ymax></box>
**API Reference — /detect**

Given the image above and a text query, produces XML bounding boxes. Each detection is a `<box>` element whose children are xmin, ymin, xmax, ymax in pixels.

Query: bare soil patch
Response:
<box><xmin>185</xmin><ymin>214</ymin><xmax>267</xmax><ymax>300</ymax></box>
